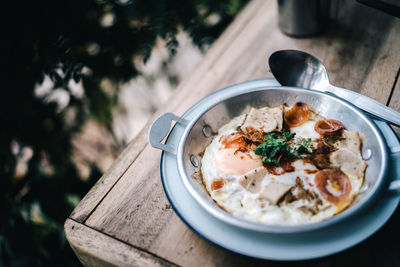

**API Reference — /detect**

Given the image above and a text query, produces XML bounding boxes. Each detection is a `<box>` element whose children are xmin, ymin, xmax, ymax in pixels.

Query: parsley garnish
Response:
<box><xmin>254</xmin><ymin>131</ymin><xmax>314</xmax><ymax>166</ymax></box>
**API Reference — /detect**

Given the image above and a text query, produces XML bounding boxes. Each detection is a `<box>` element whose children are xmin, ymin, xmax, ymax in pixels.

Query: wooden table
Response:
<box><xmin>65</xmin><ymin>0</ymin><xmax>400</xmax><ymax>266</ymax></box>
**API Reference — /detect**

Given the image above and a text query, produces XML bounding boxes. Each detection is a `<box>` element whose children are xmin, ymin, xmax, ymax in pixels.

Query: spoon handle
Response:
<box><xmin>327</xmin><ymin>85</ymin><xmax>400</xmax><ymax>127</ymax></box>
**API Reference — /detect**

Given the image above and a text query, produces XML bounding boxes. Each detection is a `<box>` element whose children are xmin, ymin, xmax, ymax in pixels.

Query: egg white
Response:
<box><xmin>200</xmin><ymin>105</ymin><xmax>365</xmax><ymax>225</ymax></box>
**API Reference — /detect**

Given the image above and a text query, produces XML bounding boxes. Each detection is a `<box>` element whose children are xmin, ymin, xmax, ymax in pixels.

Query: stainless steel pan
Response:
<box><xmin>149</xmin><ymin>82</ymin><xmax>400</xmax><ymax>233</ymax></box>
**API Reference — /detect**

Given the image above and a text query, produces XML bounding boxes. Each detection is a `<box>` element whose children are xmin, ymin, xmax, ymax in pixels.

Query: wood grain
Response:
<box><xmin>388</xmin><ymin>69</ymin><xmax>400</xmax><ymax>137</ymax></box>
<box><xmin>66</xmin><ymin>0</ymin><xmax>400</xmax><ymax>266</ymax></box>
<box><xmin>64</xmin><ymin>219</ymin><xmax>175</xmax><ymax>267</ymax></box>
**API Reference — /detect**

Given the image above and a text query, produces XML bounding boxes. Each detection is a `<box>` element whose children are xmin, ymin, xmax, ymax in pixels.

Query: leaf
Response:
<box><xmin>254</xmin><ymin>132</ymin><xmax>314</xmax><ymax>166</ymax></box>
<box><xmin>283</xmin><ymin>131</ymin><xmax>295</xmax><ymax>140</ymax></box>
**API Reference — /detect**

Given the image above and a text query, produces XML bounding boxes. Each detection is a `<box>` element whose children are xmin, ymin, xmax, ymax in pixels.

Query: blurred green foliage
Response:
<box><xmin>1</xmin><ymin>0</ymin><xmax>248</xmax><ymax>265</ymax></box>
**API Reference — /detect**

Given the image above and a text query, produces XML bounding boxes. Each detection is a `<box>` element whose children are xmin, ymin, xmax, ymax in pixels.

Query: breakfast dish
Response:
<box><xmin>201</xmin><ymin>102</ymin><xmax>367</xmax><ymax>225</ymax></box>
<box><xmin>159</xmin><ymin>78</ymin><xmax>399</xmax><ymax>259</ymax></box>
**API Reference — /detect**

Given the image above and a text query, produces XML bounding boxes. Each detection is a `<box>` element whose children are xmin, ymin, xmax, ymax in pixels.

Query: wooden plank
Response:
<box><xmin>68</xmin><ymin>0</ymin><xmax>400</xmax><ymax>266</ymax></box>
<box><xmin>388</xmin><ymin>69</ymin><xmax>400</xmax><ymax>137</ymax></box>
<box><xmin>70</xmin><ymin>136</ymin><xmax>146</xmax><ymax>223</ymax></box>
<box><xmin>64</xmin><ymin>218</ymin><xmax>175</xmax><ymax>267</ymax></box>
<box><xmin>358</xmin><ymin>23</ymin><xmax>400</xmax><ymax>105</ymax></box>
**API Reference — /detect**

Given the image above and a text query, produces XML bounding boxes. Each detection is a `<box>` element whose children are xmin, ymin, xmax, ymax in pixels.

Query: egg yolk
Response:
<box><xmin>214</xmin><ymin>148</ymin><xmax>263</xmax><ymax>176</ymax></box>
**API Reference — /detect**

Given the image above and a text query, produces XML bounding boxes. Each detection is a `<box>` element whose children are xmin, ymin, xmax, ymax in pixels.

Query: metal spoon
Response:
<box><xmin>269</xmin><ymin>49</ymin><xmax>400</xmax><ymax>127</ymax></box>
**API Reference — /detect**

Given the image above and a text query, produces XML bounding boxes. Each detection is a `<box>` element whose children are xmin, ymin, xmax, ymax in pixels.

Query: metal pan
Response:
<box><xmin>149</xmin><ymin>81</ymin><xmax>400</xmax><ymax>233</ymax></box>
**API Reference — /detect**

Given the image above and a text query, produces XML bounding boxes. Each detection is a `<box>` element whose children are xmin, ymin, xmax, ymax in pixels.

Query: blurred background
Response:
<box><xmin>1</xmin><ymin>0</ymin><xmax>249</xmax><ymax>265</ymax></box>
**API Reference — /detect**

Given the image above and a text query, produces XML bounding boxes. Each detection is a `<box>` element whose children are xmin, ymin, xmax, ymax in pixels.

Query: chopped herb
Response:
<box><xmin>283</xmin><ymin>131</ymin><xmax>295</xmax><ymax>140</ymax></box>
<box><xmin>254</xmin><ymin>131</ymin><xmax>314</xmax><ymax>166</ymax></box>
<box><xmin>292</xmin><ymin>137</ymin><xmax>313</xmax><ymax>153</ymax></box>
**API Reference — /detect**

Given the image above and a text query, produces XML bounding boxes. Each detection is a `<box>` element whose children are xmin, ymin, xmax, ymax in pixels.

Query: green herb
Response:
<box><xmin>292</xmin><ymin>137</ymin><xmax>313</xmax><ymax>153</ymax></box>
<box><xmin>254</xmin><ymin>131</ymin><xmax>314</xmax><ymax>166</ymax></box>
<box><xmin>283</xmin><ymin>131</ymin><xmax>295</xmax><ymax>140</ymax></box>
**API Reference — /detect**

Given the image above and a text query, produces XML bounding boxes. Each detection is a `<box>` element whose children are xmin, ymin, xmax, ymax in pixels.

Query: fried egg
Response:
<box><xmin>200</xmin><ymin>103</ymin><xmax>367</xmax><ymax>226</ymax></box>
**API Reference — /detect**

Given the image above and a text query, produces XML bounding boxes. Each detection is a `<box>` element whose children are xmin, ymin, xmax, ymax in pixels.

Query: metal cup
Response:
<box><xmin>277</xmin><ymin>0</ymin><xmax>332</xmax><ymax>37</ymax></box>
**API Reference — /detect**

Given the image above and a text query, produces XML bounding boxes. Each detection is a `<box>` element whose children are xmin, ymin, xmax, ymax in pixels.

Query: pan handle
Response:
<box><xmin>388</xmin><ymin>146</ymin><xmax>400</xmax><ymax>191</ymax></box>
<box><xmin>148</xmin><ymin>112</ymin><xmax>188</xmax><ymax>154</ymax></box>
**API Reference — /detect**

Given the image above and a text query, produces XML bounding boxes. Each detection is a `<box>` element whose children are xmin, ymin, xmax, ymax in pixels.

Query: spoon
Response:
<box><xmin>269</xmin><ymin>49</ymin><xmax>400</xmax><ymax>127</ymax></box>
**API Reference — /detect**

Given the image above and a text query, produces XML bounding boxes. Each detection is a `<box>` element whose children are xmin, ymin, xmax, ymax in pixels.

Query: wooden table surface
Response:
<box><xmin>65</xmin><ymin>0</ymin><xmax>400</xmax><ymax>266</ymax></box>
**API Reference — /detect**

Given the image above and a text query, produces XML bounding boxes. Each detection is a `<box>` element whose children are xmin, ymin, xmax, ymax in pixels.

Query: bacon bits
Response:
<box><xmin>211</xmin><ymin>179</ymin><xmax>225</xmax><ymax>191</ymax></box>
<box><xmin>315</xmin><ymin>169</ymin><xmax>351</xmax><ymax>205</ymax></box>
<box><xmin>315</xmin><ymin>119</ymin><xmax>344</xmax><ymax>135</ymax></box>
<box><xmin>284</xmin><ymin>102</ymin><xmax>311</xmax><ymax>127</ymax></box>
